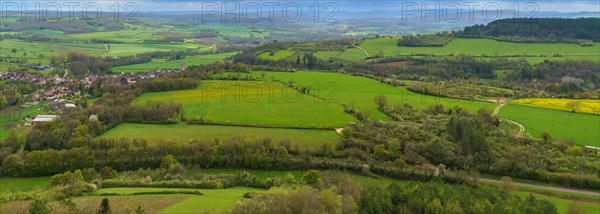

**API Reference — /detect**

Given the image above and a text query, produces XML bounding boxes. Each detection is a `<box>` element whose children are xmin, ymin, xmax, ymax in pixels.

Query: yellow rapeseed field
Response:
<box><xmin>513</xmin><ymin>98</ymin><xmax>600</xmax><ymax>114</ymax></box>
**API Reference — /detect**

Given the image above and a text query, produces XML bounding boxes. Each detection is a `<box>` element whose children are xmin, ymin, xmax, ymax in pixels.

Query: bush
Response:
<box><xmin>100</xmin><ymin>167</ymin><xmax>118</xmax><ymax>180</ymax></box>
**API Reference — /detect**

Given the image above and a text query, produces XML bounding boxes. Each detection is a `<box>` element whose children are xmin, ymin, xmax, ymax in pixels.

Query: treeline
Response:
<box><xmin>407</xmin><ymin>81</ymin><xmax>514</xmax><ymax>101</ymax></box>
<box><xmin>0</xmin><ymin>17</ymin><xmax>126</xmax><ymax>34</ymax></box>
<box><xmin>350</xmin><ymin>55</ymin><xmax>495</xmax><ymax>79</ymax></box>
<box><xmin>358</xmin><ymin>182</ymin><xmax>556</xmax><ymax>213</ymax></box>
<box><xmin>231</xmin><ymin>173</ymin><xmax>556</xmax><ymax>214</ymax></box>
<box><xmin>234</xmin><ymin>51</ymin><xmax>342</xmax><ymax>71</ymax></box>
<box><xmin>137</xmin><ymin>78</ymin><xmax>199</xmax><ymax>92</ymax></box>
<box><xmin>505</xmin><ymin>60</ymin><xmax>599</xmax><ymax>98</ymax></box>
<box><xmin>457</xmin><ymin>18</ymin><xmax>600</xmax><ymax>44</ymax></box>
<box><xmin>397</xmin><ymin>32</ymin><xmax>454</xmax><ymax>47</ymax></box>
<box><xmin>0</xmin><ymin>81</ymin><xmax>33</xmax><ymax>109</ymax></box>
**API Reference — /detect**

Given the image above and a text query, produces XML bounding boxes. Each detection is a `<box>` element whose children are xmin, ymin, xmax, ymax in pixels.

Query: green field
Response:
<box><xmin>112</xmin><ymin>52</ymin><xmax>237</xmax><ymax>73</ymax></box>
<box><xmin>254</xmin><ymin>71</ymin><xmax>496</xmax><ymax>119</ymax></box>
<box><xmin>513</xmin><ymin>191</ymin><xmax>599</xmax><ymax>214</ymax></box>
<box><xmin>314</xmin><ymin>51</ymin><xmax>343</xmax><ymax>60</ymax></box>
<box><xmin>132</xmin><ymin>81</ymin><xmax>354</xmax><ymax>127</ymax></box>
<box><xmin>0</xmin><ymin>39</ymin><xmax>104</xmax><ymax>65</ymax></box>
<box><xmin>65</xmin><ymin>29</ymin><xmax>164</xmax><ymax>43</ymax></box>
<box><xmin>360</xmin><ymin>38</ymin><xmax>600</xmax><ymax>58</ymax></box>
<box><xmin>95</xmin><ymin>187</ymin><xmax>263</xmax><ymax>213</ymax></box>
<box><xmin>258</xmin><ymin>50</ymin><xmax>295</xmax><ymax>60</ymax></box>
<box><xmin>97</xmin><ymin>123</ymin><xmax>339</xmax><ymax>148</ymax></box>
<box><xmin>197</xmin><ymin>25</ymin><xmax>272</xmax><ymax>38</ymax></box>
<box><xmin>0</xmin><ymin>103</ymin><xmax>50</xmax><ymax>140</ymax></box>
<box><xmin>336</xmin><ymin>48</ymin><xmax>370</xmax><ymax>61</ymax></box>
<box><xmin>0</xmin><ymin>177</ymin><xmax>51</xmax><ymax>193</ymax></box>
<box><xmin>0</xmin><ymin>39</ymin><xmax>207</xmax><ymax>68</ymax></box>
<box><xmin>498</xmin><ymin>104</ymin><xmax>600</xmax><ymax>146</ymax></box>
<box><xmin>102</xmin><ymin>43</ymin><xmax>206</xmax><ymax>57</ymax></box>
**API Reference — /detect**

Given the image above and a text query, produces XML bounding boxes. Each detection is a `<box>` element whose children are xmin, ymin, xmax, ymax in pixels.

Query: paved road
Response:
<box><xmin>480</xmin><ymin>178</ymin><xmax>600</xmax><ymax>197</ymax></box>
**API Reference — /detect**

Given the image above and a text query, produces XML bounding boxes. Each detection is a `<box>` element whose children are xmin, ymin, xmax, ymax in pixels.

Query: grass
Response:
<box><xmin>197</xmin><ymin>24</ymin><xmax>271</xmax><ymax>38</ymax></box>
<box><xmin>360</xmin><ymin>38</ymin><xmax>600</xmax><ymax>59</ymax></box>
<box><xmin>495</xmin><ymin>70</ymin><xmax>511</xmax><ymax>79</ymax></box>
<box><xmin>512</xmin><ymin>191</ymin><xmax>599</xmax><ymax>214</ymax></box>
<box><xmin>0</xmin><ymin>39</ymin><xmax>103</xmax><ymax>65</ymax></box>
<box><xmin>112</xmin><ymin>52</ymin><xmax>237</xmax><ymax>73</ymax></box>
<box><xmin>336</xmin><ymin>48</ymin><xmax>370</xmax><ymax>61</ymax></box>
<box><xmin>132</xmin><ymin>81</ymin><xmax>354</xmax><ymax>127</ymax></box>
<box><xmin>65</xmin><ymin>29</ymin><xmax>162</xmax><ymax>43</ymax></box>
<box><xmin>513</xmin><ymin>98</ymin><xmax>600</xmax><ymax>114</ymax></box>
<box><xmin>258</xmin><ymin>50</ymin><xmax>295</xmax><ymax>60</ymax></box>
<box><xmin>0</xmin><ymin>103</ymin><xmax>50</xmax><ymax>140</ymax></box>
<box><xmin>249</xmin><ymin>71</ymin><xmax>596</xmax><ymax>145</ymax></box>
<box><xmin>498</xmin><ymin>104</ymin><xmax>600</xmax><ymax>147</ymax></box>
<box><xmin>97</xmin><ymin>123</ymin><xmax>339</xmax><ymax>148</ymax></box>
<box><xmin>102</xmin><ymin>43</ymin><xmax>205</xmax><ymax>57</ymax></box>
<box><xmin>158</xmin><ymin>187</ymin><xmax>263</xmax><ymax>213</ymax></box>
<box><xmin>254</xmin><ymin>71</ymin><xmax>496</xmax><ymax>120</ymax></box>
<box><xmin>314</xmin><ymin>51</ymin><xmax>343</xmax><ymax>60</ymax></box>
<box><xmin>0</xmin><ymin>177</ymin><xmax>51</xmax><ymax>193</ymax></box>
<box><xmin>22</xmin><ymin>29</ymin><xmax>64</xmax><ymax>35</ymax></box>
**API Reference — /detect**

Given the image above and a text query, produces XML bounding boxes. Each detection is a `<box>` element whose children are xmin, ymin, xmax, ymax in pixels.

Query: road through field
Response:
<box><xmin>480</xmin><ymin>178</ymin><xmax>600</xmax><ymax>197</ymax></box>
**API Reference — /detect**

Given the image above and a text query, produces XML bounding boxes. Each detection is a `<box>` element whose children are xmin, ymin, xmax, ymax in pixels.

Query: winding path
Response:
<box><xmin>353</xmin><ymin>44</ymin><xmax>369</xmax><ymax>57</ymax></box>
<box><xmin>492</xmin><ymin>102</ymin><xmax>525</xmax><ymax>135</ymax></box>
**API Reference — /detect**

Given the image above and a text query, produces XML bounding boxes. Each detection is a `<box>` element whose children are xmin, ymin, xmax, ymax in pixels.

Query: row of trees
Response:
<box><xmin>397</xmin><ymin>32</ymin><xmax>454</xmax><ymax>47</ymax></box>
<box><xmin>136</xmin><ymin>78</ymin><xmax>199</xmax><ymax>92</ymax></box>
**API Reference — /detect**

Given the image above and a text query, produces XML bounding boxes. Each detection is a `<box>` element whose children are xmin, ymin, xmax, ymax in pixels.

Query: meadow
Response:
<box><xmin>132</xmin><ymin>80</ymin><xmax>354</xmax><ymax>127</ymax></box>
<box><xmin>512</xmin><ymin>191</ymin><xmax>599</xmax><ymax>214</ymax></box>
<box><xmin>112</xmin><ymin>52</ymin><xmax>238</xmax><ymax>73</ymax></box>
<box><xmin>196</xmin><ymin>25</ymin><xmax>272</xmax><ymax>38</ymax></box>
<box><xmin>254</xmin><ymin>71</ymin><xmax>497</xmax><ymax>120</ymax></box>
<box><xmin>249</xmin><ymin>71</ymin><xmax>598</xmax><ymax>145</ymax></box>
<box><xmin>314</xmin><ymin>51</ymin><xmax>343</xmax><ymax>60</ymax></box>
<box><xmin>513</xmin><ymin>98</ymin><xmax>600</xmax><ymax>114</ymax></box>
<box><xmin>102</xmin><ymin>43</ymin><xmax>206</xmax><ymax>57</ymax></box>
<box><xmin>95</xmin><ymin>187</ymin><xmax>262</xmax><ymax>213</ymax></box>
<box><xmin>0</xmin><ymin>39</ymin><xmax>207</xmax><ymax>70</ymax></box>
<box><xmin>0</xmin><ymin>39</ymin><xmax>104</xmax><ymax>66</ymax></box>
<box><xmin>0</xmin><ymin>103</ymin><xmax>49</xmax><ymax>140</ymax></box>
<box><xmin>64</xmin><ymin>29</ymin><xmax>166</xmax><ymax>43</ymax></box>
<box><xmin>258</xmin><ymin>50</ymin><xmax>295</xmax><ymax>60</ymax></box>
<box><xmin>498</xmin><ymin>104</ymin><xmax>600</xmax><ymax>147</ymax></box>
<box><xmin>0</xmin><ymin>177</ymin><xmax>51</xmax><ymax>193</ymax></box>
<box><xmin>97</xmin><ymin>123</ymin><xmax>339</xmax><ymax>148</ymax></box>
<box><xmin>360</xmin><ymin>38</ymin><xmax>600</xmax><ymax>58</ymax></box>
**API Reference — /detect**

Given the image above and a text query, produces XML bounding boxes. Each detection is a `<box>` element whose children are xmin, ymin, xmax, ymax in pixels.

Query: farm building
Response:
<box><xmin>32</xmin><ymin>115</ymin><xmax>58</xmax><ymax>125</ymax></box>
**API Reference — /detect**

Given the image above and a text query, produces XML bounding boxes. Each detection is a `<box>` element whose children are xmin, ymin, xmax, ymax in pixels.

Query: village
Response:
<box><xmin>0</xmin><ymin>67</ymin><xmax>184</xmax><ymax>126</ymax></box>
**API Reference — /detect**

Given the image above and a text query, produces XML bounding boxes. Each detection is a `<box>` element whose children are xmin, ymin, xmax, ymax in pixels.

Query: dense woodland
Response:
<box><xmin>458</xmin><ymin>18</ymin><xmax>600</xmax><ymax>44</ymax></box>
